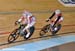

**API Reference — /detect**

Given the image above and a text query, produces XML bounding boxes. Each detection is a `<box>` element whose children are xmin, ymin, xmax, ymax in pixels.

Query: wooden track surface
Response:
<box><xmin>0</xmin><ymin>0</ymin><xmax>75</xmax><ymax>49</ymax></box>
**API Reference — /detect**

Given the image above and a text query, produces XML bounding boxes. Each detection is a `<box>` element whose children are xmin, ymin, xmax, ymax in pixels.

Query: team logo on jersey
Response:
<box><xmin>58</xmin><ymin>0</ymin><xmax>75</xmax><ymax>7</ymax></box>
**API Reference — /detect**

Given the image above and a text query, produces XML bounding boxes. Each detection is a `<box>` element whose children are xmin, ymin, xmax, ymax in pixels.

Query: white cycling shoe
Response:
<box><xmin>26</xmin><ymin>33</ymin><xmax>30</xmax><ymax>38</ymax></box>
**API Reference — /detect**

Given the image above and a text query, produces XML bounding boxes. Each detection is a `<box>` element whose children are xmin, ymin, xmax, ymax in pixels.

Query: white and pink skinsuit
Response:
<box><xmin>18</xmin><ymin>11</ymin><xmax>36</xmax><ymax>30</ymax></box>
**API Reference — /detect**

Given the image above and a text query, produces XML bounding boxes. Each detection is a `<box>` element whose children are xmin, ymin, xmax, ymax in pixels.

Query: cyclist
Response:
<box><xmin>15</xmin><ymin>10</ymin><xmax>36</xmax><ymax>38</ymax></box>
<box><xmin>46</xmin><ymin>9</ymin><xmax>63</xmax><ymax>31</ymax></box>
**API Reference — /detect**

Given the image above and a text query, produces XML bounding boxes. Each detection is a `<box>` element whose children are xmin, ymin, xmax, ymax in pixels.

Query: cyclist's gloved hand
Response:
<box><xmin>46</xmin><ymin>19</ymin><xmax>49</xmax><ymax>22</ymax></box>
<box><xmin>15</xmin><ymin>21</ymin><xmax>20</xmax><ymax>25</ymax></box>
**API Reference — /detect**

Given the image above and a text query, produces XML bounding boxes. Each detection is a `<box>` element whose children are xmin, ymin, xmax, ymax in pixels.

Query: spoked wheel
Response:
<box><xmin>39</xmin><ymin>24</ymin><xmax>50</xmax><ymax>37</ymax></box>
<box><xmin>8</xmin><ymin>29</ymin><xmax>19</xmax><ymax>43</ymax></box>
<box><xmin>51</xmin><ymin>24</ymin><xmax>61</xmax><ymax>36</ymax></box>
<box><xmin>24</xmin><ymin>26</ymin><xmax>35</xmax><ymax>40</ymax></box>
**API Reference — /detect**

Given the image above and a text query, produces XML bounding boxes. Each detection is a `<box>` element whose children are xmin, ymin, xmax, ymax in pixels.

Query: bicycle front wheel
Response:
<box><xmin>8</xmin><ymin>29</ymin><xmax>19</xmax><ymax>43</ymax></box>
<box><xmin>39</xmin><ymin>24</ymin><xmax>50</xmax><ymax>37</ymax></box>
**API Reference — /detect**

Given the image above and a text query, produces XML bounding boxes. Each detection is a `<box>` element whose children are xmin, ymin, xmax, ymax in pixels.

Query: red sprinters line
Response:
<box><xmin>0</xmin><ymin>24</ymin><xmax>75</xmax><ymax>35</ymax></box>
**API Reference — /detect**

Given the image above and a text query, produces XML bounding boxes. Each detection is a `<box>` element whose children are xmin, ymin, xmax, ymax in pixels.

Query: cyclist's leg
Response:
<box><xmin>23</xmin><ymin>22</ymin><xmax>35</xmax><ymax>38</ymax></box>
<box><xmin>22</xmin><ymin>24</ymin><xmax>30</xmax><ymax>37</ymax></box>
<box><xmin>51</xmin><ymin>17</ymin><xmax>61</xmax><ymax>31</ymax></box>
<box><xmin>54</xmin><ymin>17</ymin><xmax>63</xmax><ymax>31</ymax></box>
<box><xmin>50</xmin><ymin>20</ymin><xmax>55</xmax><ymax>31</ymax></box>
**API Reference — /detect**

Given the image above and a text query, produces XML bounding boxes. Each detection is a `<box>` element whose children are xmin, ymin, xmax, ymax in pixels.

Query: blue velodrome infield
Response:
<box><xmin>0</xmin><ymin>34</ymin><xmax>75</xmax><ymax>51</ymax></box>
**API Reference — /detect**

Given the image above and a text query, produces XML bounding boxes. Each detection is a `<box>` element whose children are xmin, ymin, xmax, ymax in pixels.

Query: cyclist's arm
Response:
<box><xmin>15</xmin><ymin>16</ymin><xmax>24</xmax><ymax>25</ymax></box>
<box><xmin>46</xmin><ymin>12</ymin><xmax>55</xmax><ymax>22</ymax></box>
<box><xmin>49</xmin><ymin>12</ymin><xmax>55</xmax><ymax>19</ymax></box>
<box><xmin>18</xmin><ymin>16</ymin><xmax>24</xmax><ymax>22</ymax></box>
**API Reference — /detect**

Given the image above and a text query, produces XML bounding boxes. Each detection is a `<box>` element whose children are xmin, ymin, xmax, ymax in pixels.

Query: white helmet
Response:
<box><xmin>55</xmin><ymin>9</ymin><xmax>61</xmax><ymax>14</ymax></box>
<box><xmin>23</xmin><ymin>11</ymin><xmax>29</xmax><ymax>16</ymax></box>
<box><xmin>23</xmin><ymin>10</ymin><xmax>32</xmax><ymax>17</ymax></box>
